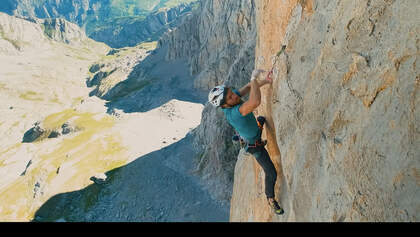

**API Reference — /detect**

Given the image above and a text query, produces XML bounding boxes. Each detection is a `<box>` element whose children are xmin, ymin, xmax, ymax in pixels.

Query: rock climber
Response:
<box><xmin>208</xmin><ymin>69</ymin><xmax>284</xmax><ymax>215</ymax></box>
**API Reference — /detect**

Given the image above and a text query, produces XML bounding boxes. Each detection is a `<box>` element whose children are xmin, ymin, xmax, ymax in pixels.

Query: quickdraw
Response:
<box><xmin>265</xmin><ymin>45</ymin><xmax>287</xmax><ymax>82</ymax></box>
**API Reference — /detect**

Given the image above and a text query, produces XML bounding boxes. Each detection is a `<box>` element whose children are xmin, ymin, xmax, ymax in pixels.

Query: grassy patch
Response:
<box><xmin>50</xmin><ymin>93</ymin><xmax>62</xmax><ymax>105</ymax></box>
<box><xmin>98</xmin><ymin>41</ymin><xmax>157</xmax><ymax>63</ymax></box>
<box><xmin>71</xmin><ymin>97</ymin><xmax>84</xmax><ymax>107</ymax></box>
<box><xmin>92</xmin><ymin>41</ymin><xmax>154</xmax><ymax>67</ymax></box>
<box><xmin>19</xmin><ymin>91</ymin><xmax>44</xmax><ymax>101</ymax></box>
<box><xmin>0</xmin><ymin>143</ymin><xmax>22</xmax><ymax>161</ymax></box>
<box><xmin>108</xmin><ymin>78</ymin><xmax>154</xmax><ymax>101</ymax></box>
<box><xmin>0</xmin><ymin>109</ymin><xmax>129</xmax><ymax>221</ymax></box>
<box><xmin>137</xmin><ymin>41</ymin><xmax>158</xmax><ymax>50</ymax></box>
<box><xmin>40</xmin><ymin>23</ymin><xmax>53</xmax><ymax>39</ymax></box>
<box><xmin>75</xmin><ymin>55</ymin><xmax>90</xmax><ymax>61</ymax></box>
<box><xmin>163</xmin><ymin>0</ymin><xmax>197</xmax><ymax>8</ymax></box>
<box><xmin>42</xmin><ymin>109</ymin><xmax>81</xmax><ymax>131</ymax></box>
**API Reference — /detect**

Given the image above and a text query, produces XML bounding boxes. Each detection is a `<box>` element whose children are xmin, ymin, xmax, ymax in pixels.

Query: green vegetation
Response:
<box><xmin>40</xmin><ymin>23</ymin><xmax>55</xmax><ymax>39</ymax></box>
<box><xmin>99</xmin><ymin>41</ymin><xmax>157</xmax><ymax>61</ymax></box>
<box><xmin>0</xmin><ymin>109</ymin><xmax>129</xmax><ymax>221</ymax></box>
<box><xmin>85</xmin><ymin>0</ymin><xmax>197</xmax><ymax>36</ymax></box>
<box><xmin>108</xmin><ymin>0</ymin><xmax>198</xmax><ymax>14</ymax></box>
<box><xmin>0</xmin><ymin>25</ymin><xmax>23</xmax><ymax>50</ymax></box>
<box><xmin>110</xmin><ymin>0</ymin><xmax>153</xmax><ymax>15</ymax></box>
<box><xmin>19</xmin><ymin>91</ymin><xmax>44</xmax><ymax>101</ymax></box>
<box><xmin>110</xmin><ymin>78</ymin><xmax>153</xmax><ymax>101</ymax></box>
<box><xmin>162</xmin><ymin>0</ymin><xmax>197</xmax><ymax>8</ymax></box>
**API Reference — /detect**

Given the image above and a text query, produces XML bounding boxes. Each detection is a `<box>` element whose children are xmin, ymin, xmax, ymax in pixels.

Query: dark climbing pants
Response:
<box><xmin>245</xmin><ymin>145</ymin><xmax>277</xmax><ymax>199</ymax></box>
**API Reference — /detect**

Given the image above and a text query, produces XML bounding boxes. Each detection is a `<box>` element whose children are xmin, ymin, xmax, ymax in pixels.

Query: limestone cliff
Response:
<box><xmin>156</xmin><ymin>0</ymin><xmax>257</xmax><ymax>202</ymax></box>
<box><xmin>230</xmin><ymin>0</ymin><xmax>419</xmax><ymax>222</ymax></box>
<box><xmin>0</xmin><ymin>0</ymin><xmax>197</xmax><ymax>48</ymax></box>
<box><xmin>0</xmin><ymin>12</ymin><xmax>101</xmax><ymax>53</ymax></box>
<box><xmin>89</xmin><ymin>4</ymin><xmax>194</xmax><ymax>48</ymax></box>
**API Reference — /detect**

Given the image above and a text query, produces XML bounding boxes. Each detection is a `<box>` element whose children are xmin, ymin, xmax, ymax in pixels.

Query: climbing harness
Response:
<box><xmin>246</xmin><ymin>138</ymin><xmax>267</xmax><ymax>149</ymax></box>
<box><xmin>232</xmin><ymin>116</ymin><xmax>268</xmax><ymax>149</ymax></box>
<box><xmin>246</xmin><ymin>116</ymin><xmax>267</xmax><ymax>149</ymax></box>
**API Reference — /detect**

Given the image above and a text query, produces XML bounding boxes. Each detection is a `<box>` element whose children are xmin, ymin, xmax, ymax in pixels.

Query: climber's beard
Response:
<box><xmin>225</xmin><ymin>98</ymin><xmax>243</xmax><ymax>108</ymax></box>
<box><xmin>221</xmin><ymin>87</ymin><xmax>243</xmax><ymax>108</ymax></box>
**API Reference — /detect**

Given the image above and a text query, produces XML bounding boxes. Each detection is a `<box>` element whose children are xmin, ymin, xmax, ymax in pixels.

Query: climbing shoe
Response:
<box><xmin>232</xmin><ymin>134</ymin><xmax>240</xmax><ymax>142</ymax></box>
<box><xmin>257</xmin><ymin>116</ymin><xmax>266</xmax><ymax>129</ymax></box>
<box><xmin>268</xmin><ymin>198</ymin><xmax>284</xmax><ymax>215</ymax></box>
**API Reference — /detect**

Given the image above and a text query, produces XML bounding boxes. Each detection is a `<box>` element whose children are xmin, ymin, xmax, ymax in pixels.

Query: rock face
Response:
<box><xmin>86</xmin><ymin>41</ymin><xmax>158</xmax><ymax>99</ymax></box>
<box><xmin>0</xmin><ymin>0</ymin><xmax>197</xmax><ymax>48</ymax></box>
<box><xmin>89</xmin><ymin>4</ymin><xmax>194</xmax><ymax>48</ymax></box>
<box><xmin>157</xmin><ymin>0</ymin><xmax>257</xmax><ymax>202</ymax></box>
<box><xmin>0</xmin><ymin>12</ymin><xmax>96</xmax><ymax>54</ymax></box>
<box><xmin>230</xmin><ymin>0</ymin><xmax>419</xmax><ymax>222</ymax></box>
<box><xmin>160</xmin><ymin>0</ymin><xmax>256</xmax><ymax>89</ymax></box>
<box><xmin>0</xmin><ymin>0</ymin><xmax>94</xmax><ymax>26</ymax></box>
<box><xmin>40</xmin><ymin>18</ymin><xmax>90</xmax><ymax>45</ymax></box>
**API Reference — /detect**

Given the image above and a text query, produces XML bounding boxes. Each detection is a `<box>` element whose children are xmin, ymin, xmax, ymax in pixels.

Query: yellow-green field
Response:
<box><xmin>0</xmin><ymin>110</ymin><xmax>128</xmax><ymax>221</ymax></box>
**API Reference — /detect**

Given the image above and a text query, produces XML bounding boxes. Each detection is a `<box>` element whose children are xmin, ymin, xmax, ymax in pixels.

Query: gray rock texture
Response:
<box><xmin>0</xmin><ymin>12</ymin><xmax>48</xmax><ymax>53</ymax></box>
<box><xmin>157</xmin><ymin>0</ymin><xmax>257</xmax><ymax>203</ymax></box>
<box><xmin>230</xmin><ymin>0</ymin><xmax>420</xmax><ymax>222</ymax></box>
<box><xmin>0</xmin><ymin>12</ymin><xmax>96</xmax><ymax>54</ymax></box>
<box><xmin>0</xmin><ymin>0</ymin><xmax>198</xmax><ymax>48</ymax></box>
<box><xmin>89</xmin><ymin>4</ymin><xmax>194</xmax><ymax>48</ymax></box>
<box><xmin>40</xmin><ymin>18</ymin><xmax>90</xmax><ymax>45</ymax></box>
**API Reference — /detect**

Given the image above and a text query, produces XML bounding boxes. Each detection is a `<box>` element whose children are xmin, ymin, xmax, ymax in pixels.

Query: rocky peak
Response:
<box><xmin>0</xmin><ymin>0</ymin><xmax>199</xmax><ymax>48</ymax></box>
<box><xmin>40</xmin><ymin>17</ymin><xmax>89</xmax><ymax>45</ymax></box>
<box><xmin>89</xmin><ymin>3</ymin><xmax>194</xmax><ymax>48</ymax></box>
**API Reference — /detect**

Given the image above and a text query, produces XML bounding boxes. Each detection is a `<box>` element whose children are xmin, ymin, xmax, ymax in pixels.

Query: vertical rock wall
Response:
<box><xmin>159</xmin><ymin>0</ymin><xmax>257</xmax><ymax>203</ymax></box>
<box><xmin>231</xmin><ymin>0</ymin><xmax>419</xmax><ymax>222</ymax></box>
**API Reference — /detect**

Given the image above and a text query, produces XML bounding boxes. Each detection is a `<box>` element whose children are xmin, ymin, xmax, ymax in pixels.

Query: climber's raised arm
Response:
<box><xmin>238</xmin><ymin>79</ymin><xmax>261</xmax><ymax>116</ymax></box>
<box><xmin>237</xmin><ymin>69</ymin><xmax>273</xmax><ymax>97</ymax></box>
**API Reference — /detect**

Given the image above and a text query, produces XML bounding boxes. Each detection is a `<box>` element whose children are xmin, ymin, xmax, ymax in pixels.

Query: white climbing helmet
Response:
<box><xmin>208</xmin><ymin>85</ymin><xmax>226</xmax><ymax>107</ymax></box>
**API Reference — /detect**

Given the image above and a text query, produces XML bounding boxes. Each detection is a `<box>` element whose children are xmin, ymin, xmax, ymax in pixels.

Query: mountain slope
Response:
<box><xmin>156</xmin><ymin>0</ymin><xmax>257</xmax><ymax>203</ymax></box>
<box><xmin>88</xmin><ymin>3</ymin><xmax>194</xmax><ymax>48</ymax></box>
<box><xmin>0</xmin><ymin>0</ymin><xmax>198</xmax><ymax>48</ymax></box>
<box><xmin>0</xmin><ymin>13</ymin><xmax>218</xmax><ymax>221</ymax></box>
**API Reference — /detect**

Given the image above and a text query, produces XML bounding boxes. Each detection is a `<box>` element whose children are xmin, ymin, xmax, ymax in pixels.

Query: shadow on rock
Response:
<box><xmin>101</xmin><ymin>45</ymin><xmax>208</xmax><ymax>114</ymax></box>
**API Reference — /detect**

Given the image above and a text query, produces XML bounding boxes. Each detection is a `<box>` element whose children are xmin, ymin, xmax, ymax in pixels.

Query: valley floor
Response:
<box><xmin>0</xmin><ymin>34</ymin><xmax>228</xmax><ymax>222</ymax></box>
